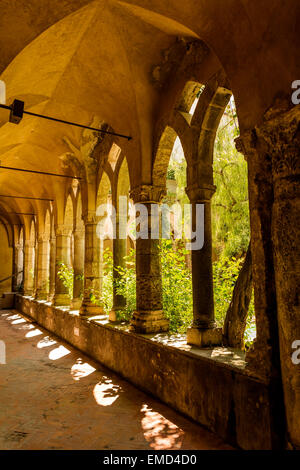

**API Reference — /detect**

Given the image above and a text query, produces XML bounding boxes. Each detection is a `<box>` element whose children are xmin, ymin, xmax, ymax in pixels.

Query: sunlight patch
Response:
<box><xmin>141</xmin><ymin>404</ymin><xmax>184</xmax><ymax>450</ymax></box>
<box><xmin>93</xmin><ymin>379</ymin><xmax>120</xmax><ymax>406</ymax></box>
<box><xmin>49</xmin><ymin>345</ymin><xmax>71</xmax><ymax>360</ymax></box>
<box><xmin>71</xmin><ymin>358</ymin><xmax>96</xmax><ymax>381</ymax></box>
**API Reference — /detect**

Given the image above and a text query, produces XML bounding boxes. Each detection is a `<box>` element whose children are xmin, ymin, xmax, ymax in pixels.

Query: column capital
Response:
<box><xmin>37</xmin><ymin>234</ymin><xmax>49</xmax><ymax>243</ymax></box>
<box><xmin>185</xmin><ymin>184</ymin><xmax>216</xmax><ymax>203</ymax></box>
<box><xmin>130</xmin><ymin>185</ymin><xmax>166</xmax><ymax>204</ymax></box>
<box><xmin>55</xmin><ymin>225</ymin><xmax>72</xmax><ymax>237</ymax></box>
<box><xmin>73</xmin><ymin>227</ymin><xmax>85</xmax><ymax>239</ymax></box>
<box><xmin>82</xmin><ymin>211</ymin><xmax>97</xmax><ymax>225</ymax></box>
<box><xmin>25</xmin><ymin>240</ymin><xmax>35</xmax><ymax>248</ymax></box>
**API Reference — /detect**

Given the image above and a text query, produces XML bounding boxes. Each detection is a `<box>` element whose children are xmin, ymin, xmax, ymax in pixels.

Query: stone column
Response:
<box><xmin>23</xmin><ymin>240</ymin><xmax>35</xmax><ymax>296</ymax></box>
<box><xmin>129</xmin><ymin>185</ymin><xmax>169</xmax><ymax>334</ymax></box>
<box><xmin>48</xmin><ymin>235</ymin><xmax>56</xmax><ymax>302</ymax></box>
<box><xmin>35</xmin><ymin>235</ymin><xmax>49</xmax><ymax>300</ymax></box>
<box><xmin>12</xmin><ymin>242</ymin><xmax>23</xmax><ymax>292</ymax></box>
<box><xmin>109</xmin><ymin>225</ymin><xmax>127</xmax><ymax>322</ymax></box>
<box><xmin>255</xmin><ymin>106</ymin><xmax>300</xmax><ymax>449</ymax></box>
<box><xmin>80</xmin><ymin>212</ymin><xmax>104</xmax><ymax>316</ymax></box>
<box><xmin>71</xmin><ymin>228</ymin><xmax>85</xmax><ymax>310</ymax></box>
<box><xmin>235</xmin><ymin>133</ymin><xmax>279</xmax><ymax>377</ymax></box>
<box><xmin>186</xmin><ymin>184</ymin><xmax>222</xmax><ymax>347</ymax></box>
<box><xmin>52</xmin><ymin>226</ymin><xmax>71</xmax><ymax>306</ymax></box>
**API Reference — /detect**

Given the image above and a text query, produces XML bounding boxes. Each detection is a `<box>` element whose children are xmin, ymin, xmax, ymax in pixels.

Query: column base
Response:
<box><xmin>34</xmin><ymin>292</ymin><xmax>48</xmax><ymax>301</ymax></box>
<box><xmin>130</xmin><ymin>310</ymin><xmax>169</xmax><ymax>334</ymax></box>
<box><xmin>109</xmin><ymin>309</ymin><xmax>119</xmax><ymax>322</ymax></box>
<box><xmin>70</xmin><ymin>298</ymin><xmax>82</xmax><ymax>310</ymax></box>
<box><xmin>79</xmin><ymin>302</ymin><xmax>104</xmax><ymax>316</ymax></box>
<box><xmin>187</xmin><ymin>326</ymin><xmax>223</xmax><ymax>347</ymax></box>
<box><xmin>52</xmin><ymin>294</ymin><xmax>71</xmax><ymax>307</ymax></box>
<box><xmin>24</xmin><ymin>290</ymin><xmax>34</xmax><ymax>297</ymax></box>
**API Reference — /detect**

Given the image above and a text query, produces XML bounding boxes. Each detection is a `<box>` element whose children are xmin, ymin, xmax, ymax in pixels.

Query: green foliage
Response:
<box><xmin>101</xmin><ymin>248</ymin><xmax>113</xmax><ymax>313</ymax></box>
<box><xmin>160</xmin><ymin>240</ymin><xmax>193</xmax><ymax>333</ymax></box>
<box><xmin>113</xmin><ymin>249</ymin><xmax>136</xmax><ymax>321</ymax></box>
<box><xmin>213</xmin><ymin>255</ymin><xmax>255</xmax><ymax>345</ymax></box>
<box><xmin>212</xmin><ymin>104</ymin><xmax>250</xmax><ymax>258</ymax></box>
<box><xmin>57</xmin><ymin>262</ymin><xmax>73</xmax><ymax>298</ymax></box>
<box><xmin>98</xmin><ymin>244</ymin><xmax>256</xmax><ymax>344</ymax></box>
<box><xmin>167</xmin><ymin>168</ymin><xmax>176</xmax><ymax>180</ymax></box>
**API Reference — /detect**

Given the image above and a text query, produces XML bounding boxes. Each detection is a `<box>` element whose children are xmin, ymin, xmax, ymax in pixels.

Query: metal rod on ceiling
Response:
<box><xmin>0</xmin><ymin>165</ymin><xmax>81</xmax><ymax>180</ymax></box>
<box><xmin>0</xmin><ymin>195</ymin><xmax>53</xmax><ymax>202</ymax></box>
<box><xmin>0</xmin><ymin>103</ymin><xmax>132</xmax><ymax>141</ymax></box>
<box><xmin>7</xmin><ymin>212</ymin><xmax>36</xmax><ymax>216</ymax></box>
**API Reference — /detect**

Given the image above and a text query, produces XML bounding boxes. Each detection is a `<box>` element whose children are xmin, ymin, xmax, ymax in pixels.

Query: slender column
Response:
<box><xmin>254</xmin><ymin>106</ymin><xmax>300</xmax><ymax>449</ymax></box>
<box><xmin>71</xmin><ymin>228</ymin><xmax>85</xmax><ymax>310</ymax></box>
<box><xmin>109</xmin><ymin>223</ymin><xmax>127</xmax><ymax>321</ymax></box>
<box><xmin>23</xmin><ymin>240</ymin><xmax>35</xmax><ymax>296</ymax></box>
<box><xmin>35</xmin><ymin>235</ymin><xmax>49</xmax><ymax>300</ymax></box>
<box><xmin>33</xmin><ymin>240</ymin><xmax>38</xmax><ymax>296</ymax></box>
<box><xmin>12</xmin><ymin>242</ymin><xmax>23</xmax><ymax>292</ymax></box>
<box><xmin>129</xmin><ymin>185</ymin><xmax>169</xmax><ymax>334</ymax></box>
<box><xmin>48</xmin><ymin>235</ymin><xmax>56</xmax><ymax>302</ymax></box>
<box><xmin>186</xmin><ymin>184</ymin><xmax>222</xmax><ymax>347</ymax></box>
<box><xmin>80</xmin><ymin>212</ymin><xmax>104</xmax><ymax>316</ymax></box>
<box><xmin>52</xmin><ymin>226</ymin><xmax>71</xmax><ymax>306</ymax></box>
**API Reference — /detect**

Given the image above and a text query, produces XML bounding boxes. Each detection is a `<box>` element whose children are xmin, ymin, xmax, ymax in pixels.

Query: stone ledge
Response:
<box><xmin>15</xmin><ymin>295</ymin><xmax>277</xmax><ymax>450</ymax></box>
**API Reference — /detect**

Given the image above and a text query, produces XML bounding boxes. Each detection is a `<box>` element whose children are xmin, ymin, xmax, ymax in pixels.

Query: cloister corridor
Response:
<box><xmin>0</xmin><ymin>310</ymin><xmax>231</xmax><ymax>450</ymax></box>
<box><xmin>0</xmin><ymin>0</ymin><xmax>299</xmax><ymax>453</ymax></box>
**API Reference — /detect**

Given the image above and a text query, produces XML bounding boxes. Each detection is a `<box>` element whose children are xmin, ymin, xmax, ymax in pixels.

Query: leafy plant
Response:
<box><xmin>57</xmin><ymin>262</ymin><xmax>73</xmax><ymax>298</ymax></box>
<box><xmin>160</xmin><ymin>240</ymin><xmax>193</xmax><ymax>333</ymax></box>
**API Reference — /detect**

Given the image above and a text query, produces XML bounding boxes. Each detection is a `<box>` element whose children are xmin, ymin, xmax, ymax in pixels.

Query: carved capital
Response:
<box><xmin>73</xmin><ymin>228</ymin><xmax>85</xmax><ymax>239</ymax></box>
<box><xmin>130</xmin><ymin>185</ymin><xmax>166</xmax><ymax>204</ymax></box>
<box><xmin>185</xmin><ymin>184</ymin><xmax>216</xmax><ymax>203</ymax></box>
<box><xmin>37</xmin><ymin>234</ymin><xmax>49</xmax><ymax>243</ymax></box>
<box><xmin>55</xmin><ymin>225</ymin><xmax>72</xmax><ymax>237</ymax></box>
<box><xmin>82</xmin><ymin>211</ymin><xmax>97</xmax><ymax>225</ymax></box>
<box><xmin>25</xmin><ymin>240</ymin><xmax>35</xmax><ymax>249</ymax></box>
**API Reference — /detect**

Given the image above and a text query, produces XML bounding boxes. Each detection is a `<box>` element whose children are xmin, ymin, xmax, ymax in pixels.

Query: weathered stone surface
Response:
<box><xmin>187</xmin><ymin>326</ymin><xmax>222</xmax><ymax>347</ymax></box>
<box><xmin>16</xmin><ymin>296</ymin><xmax>281</xmax><ymax>449</ymax></box>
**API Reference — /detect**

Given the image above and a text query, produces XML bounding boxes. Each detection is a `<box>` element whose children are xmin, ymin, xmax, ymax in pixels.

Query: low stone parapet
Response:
<box><xmin>16</xmin><ymin>294</ymin><xmax>276</xmax><ymax>450</ymax></box>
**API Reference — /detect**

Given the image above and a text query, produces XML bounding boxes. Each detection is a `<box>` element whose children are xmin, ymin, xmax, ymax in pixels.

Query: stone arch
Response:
<box><xmin>117</xmin><ymin>156</ymin><xmax>131</xmax><ymax>200</ymax></box>
<box><xmin>188</xmin><ymin>86</ymin><xmax>232</xmax><ymax>187</ymax></box>
<box><xmin>64</xmin><ymin>194</ymin><xmax>74</xmax><ymax>235</ymax></box>
<box><xmin>176</xmin><ymin>81</ymin><xmax>205</xmax><ymax>113</ymax></box>
<box><xmin>75</xmin><ymin>190</ymin><xmax>84</xmax><ymax>232</ymax></box>
<box><xmin>152</xmin><ymin>126</ymin><xmax>179</xmax><ymax>188</ymax></box>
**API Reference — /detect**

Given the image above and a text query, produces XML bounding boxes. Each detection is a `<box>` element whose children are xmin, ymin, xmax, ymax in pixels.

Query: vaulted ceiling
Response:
<box><xmin>0</xmin><ymin>0</ymin><xmax>299</xmax><ymax>229</ymax></box>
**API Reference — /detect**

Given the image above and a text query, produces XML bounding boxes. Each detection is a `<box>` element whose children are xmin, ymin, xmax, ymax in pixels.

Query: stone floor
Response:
<box><xmin>0</xmin><ymin>310</ymin><xmax>233</xmax><ymax>450</ymax></box>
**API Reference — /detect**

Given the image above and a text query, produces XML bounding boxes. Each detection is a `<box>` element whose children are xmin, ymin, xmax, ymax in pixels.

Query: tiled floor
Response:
<box><xmin>0</xmin><ymin>310</ymin><xmax>232</xmax><ymax>450</ymax></box>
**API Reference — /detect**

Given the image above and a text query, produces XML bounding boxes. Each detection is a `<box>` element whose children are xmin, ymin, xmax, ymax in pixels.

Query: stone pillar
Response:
<box><xmin>129</xmin><ymin>185</ymin><xmax>169</xmax><ymax>334</ymax></box>
<box><xmin>48</xmin><ymin>235</ymin><xmax>56</xmax><ymax>302</ymax></box>
<box><xmin>71</xmin><ymin>228</ymin><xmax>85</xmax><ymax>310</ymax></box>
<box><xmin>52</xmin><ymin>226</ymin><xmax>71</xmax><ymax>306</ymax></box>
<box><xmin>80</xmin><ymin>213</ymin><xmax>104</xmax><ymax>316</ymax></box>
<box><xmin>35</xmin><ymin>235</ymin><xmax>49</xmax><ymax>300</ymax></box>
<box><xmin>235</xmin><ymin>133</ymin><xmax>279</xmax><ymax>377</ymax></box>
<box><xmin>12</xmin><ymin>242</ymin><xmax>23</xmax><ymax>292</ymax></box>
<box><xmin>186</xmin><ymin>184</ymin><xmax>222</xmax><ymax>347</ymax></box>
<box><xmin>255</xmin><ymin>106</ymin><xmax>300</xmax><ymax>449</ymax></box>
<box><xmin>109</xmin><ymin>228</ymin><xmax>127</xmax><ymax>322</ymax></box>
<box><xmin>23</xmin><ymin>240</ymin><xmax>35</xmax><ymax>296</ymax></box>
